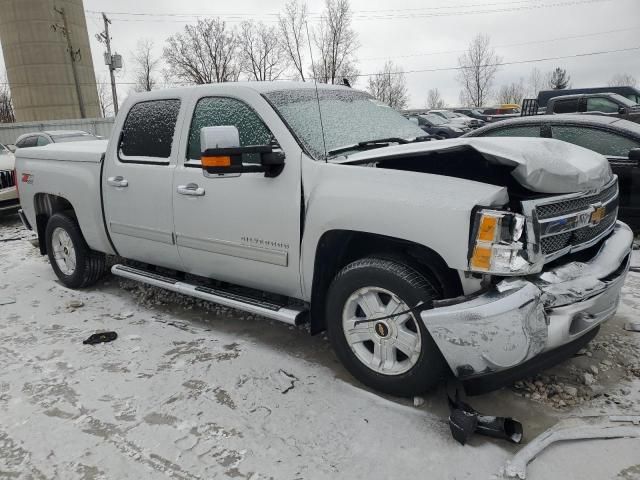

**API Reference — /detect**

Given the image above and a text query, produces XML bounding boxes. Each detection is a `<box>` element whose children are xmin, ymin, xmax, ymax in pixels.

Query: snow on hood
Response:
<box><xmin>334</xmin><ymin>137</ymin><xmax>612</xmax><ymax>194</ymax></box>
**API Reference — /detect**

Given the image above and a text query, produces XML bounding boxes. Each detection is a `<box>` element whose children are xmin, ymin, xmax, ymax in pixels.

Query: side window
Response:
<box><xmin>187</xmin><ymin>97</ymin><xmax>274</xmax><ymax>163</ymax></box>
<box><xmin>36</xmin><ymin>136</ymin><xmax>50</xmax><ymax>146</ymax></box>
<box><xmin>482</xmin><ymin>125</ymin><xmax>541</xmax><ymax>138</ymax></box>
<box><xmin>552</xmin><ymin>99</ymin><xmax>579</xmax><ymax>114</ymax></box>
<box><xmin>552</xmin><ymin>126</ymin><xmax>640</xmax><ymax>157</ymax></box>
<box><xmin>586</xmin><ymin>97</ymin><xmax>619</xmax><ymax>114</ymax></box>
<box><xmin>18</xmin><ymin>136</ymin><xmax>37</xmax><ymax>148</ymax></box>
<box><xmin>119</xmin><ymin>99</ymin><xmax>181</xmax><ymax>161</ymax></box>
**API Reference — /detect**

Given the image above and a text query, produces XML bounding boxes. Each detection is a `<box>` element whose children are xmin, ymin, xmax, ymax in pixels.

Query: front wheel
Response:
<box><xmin>45</xmin><ymin>213</ymin><xmax>106</xmax><ymax>288</ymax></box>
<box><xmin>326</xmin><ymin>257</ymin><xmax>448</xmax><ymax>397</ymax></box>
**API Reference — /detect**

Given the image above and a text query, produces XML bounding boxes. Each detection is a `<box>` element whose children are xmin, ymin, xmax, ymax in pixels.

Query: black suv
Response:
<box><xmin>546</xmin><ymin>93</ymin><xmax>640</xmax><ymax>123</ymax></box>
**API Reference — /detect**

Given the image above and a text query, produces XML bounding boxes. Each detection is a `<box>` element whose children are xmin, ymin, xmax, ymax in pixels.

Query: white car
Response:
<box><xmin>15</xmin><ymin>82</ymin><xmax>632</xmax><ymax>397</ymax></box>
<box><xmin>0</xmin><ymin>143</ymin><xmax>18</xmax><ymax>215</ymax></box>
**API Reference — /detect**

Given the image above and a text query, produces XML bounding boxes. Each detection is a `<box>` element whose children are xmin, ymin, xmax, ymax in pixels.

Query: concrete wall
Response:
<box><xmin>0</xmin><ymin>0</ymin><xmax>100</xmax><ymax>121</ymax></box>
<box><xmin>0</xmin><ymin>117</ymin><xmax>113</xmax><ymax>144</ymax></box>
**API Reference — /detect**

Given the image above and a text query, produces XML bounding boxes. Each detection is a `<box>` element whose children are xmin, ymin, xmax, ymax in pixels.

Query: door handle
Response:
<box><xmin>107</xmin><ymin>176</ymin><xmax>128</xmax><ymax>188</ymax></box>
<box><xmin>177</xmin><ymin>183</ymin><xmax>205</xmax><ymax>196</ymax></box>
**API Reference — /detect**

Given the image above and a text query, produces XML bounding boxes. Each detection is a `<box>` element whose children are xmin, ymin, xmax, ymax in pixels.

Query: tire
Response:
<box><xmin>45</xmin><ymin>213</ymin><xmax>106</xmax><ymax>288</ymax></box>
<box><xmin>326</xmin><ymin>257</ymin><xmax>448</xmax><ymax>397</ymax></box>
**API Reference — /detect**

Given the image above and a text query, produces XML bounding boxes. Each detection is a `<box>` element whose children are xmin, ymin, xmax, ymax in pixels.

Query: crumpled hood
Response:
<box><xmin>334</xmin><ymin>137</ymin><xmax>612</xmax><ymax>194</ymax></box>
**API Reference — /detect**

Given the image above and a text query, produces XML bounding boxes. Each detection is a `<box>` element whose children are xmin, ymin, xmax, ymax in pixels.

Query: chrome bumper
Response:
<box><xmin>422</xmin><ymin>221</ymin><xmax>633</xmax><ymax>379</ymax></box>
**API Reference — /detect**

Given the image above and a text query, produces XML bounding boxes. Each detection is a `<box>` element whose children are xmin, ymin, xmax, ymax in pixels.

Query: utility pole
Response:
<box><xmin>52</xmin><ymin>6</ymin><xmax>86</xmax><ymax>118</ymax></box>
<box><xmin>98</xmin><ymin>13</ymin><xmax>119</xmax><ymax>115</ymax></box>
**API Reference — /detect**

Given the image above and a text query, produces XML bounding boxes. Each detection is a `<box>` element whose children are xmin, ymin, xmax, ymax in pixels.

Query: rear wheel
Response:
<box><xmin>45</xmin><ymin>213</ymin><xmax>106</xmax><ymax>288</ymax></box>
<box><xmin>326</xmin><ymin>257</ymin><xmax>448</xmax><ymax>397</ymax></box>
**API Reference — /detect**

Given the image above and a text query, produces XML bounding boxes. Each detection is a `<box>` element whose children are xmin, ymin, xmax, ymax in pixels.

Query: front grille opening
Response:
<box><xmin>536</xmin><ymin>182</ymin><xmax>617</xmax><ymax>220</ymax></box>
<box><xmin>0</xmin><ymin>170</ymin><xmax>16</xmax><ymax>189</ymax></box>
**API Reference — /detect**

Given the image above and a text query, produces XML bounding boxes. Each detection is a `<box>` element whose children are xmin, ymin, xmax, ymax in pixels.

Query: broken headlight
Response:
<box><xmin>469</xmin><ymin>209</ymin><xmax>530</xmax><ymax>274</ymax></box>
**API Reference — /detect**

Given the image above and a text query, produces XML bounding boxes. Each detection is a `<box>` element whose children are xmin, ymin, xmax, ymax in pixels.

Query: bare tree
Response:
<box><xmin>132</xmin><ymin>39</ymin><xmax>160</xmax><ymax>92</ymax></box>
<box><xmin>0</xmin><ymin>74</ymin><xmax>14</xmax><ymax>123</ymax></box>
<box><xmin>312</xmin><ymin>0</ymin><xmax>359</xmax><ymax>85</ymax></box>
<box><xmin>527</xmin><ymin>67</ymin><xmax>546</xmax><ymax>97</ymax></box>
<box><xmin>164</xmin><ymin>18</ymin><xmax>240</xmax><ymax>84</ymax></box>
<box><xmin>547</xmin><ymin>67</ymin><xmax>570</xmax><ymax>89</ymax></box>
<box><xmin>497</xmin><ymin>78</ymin><xmax>526</xmax><ymax>104</ymax></box>
<box><xmin>239</xmin><ymin>21</ymin><xmax>287</xmax><ymax>81</ymax></box>
<box><xmin>279</xmin><ymin>0</ymin><xmax>308</xmax><ymax>81</ymax></box>
<box><xmin>366</xmin><ymin>61</ymin><xmax>408</xmax><ymax>110</ymax></box>
<box><xmin>457</xmin><ymin>34</ymin><xmax>502</xmax><ymax>107</ymax></box>
<box><xmin>608</xmin><ymin>72</ymin><xmax>637</xmax><ymax>88</ymax></box>
<box><xmin>96</xmin><ymin>76</ymin><xmax>113</xmax><ymax>117</ymax></box>
<box><xmin>426</xmin><ymin>88</ymin><xmax>446</xmax><ymax>109</ymax></box>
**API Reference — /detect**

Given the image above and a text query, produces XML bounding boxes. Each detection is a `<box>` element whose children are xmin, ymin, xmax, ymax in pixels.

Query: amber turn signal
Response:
<box><xmin>201</xmin><ymin>155</ymin><xmax>231</xmax><ymax>167</ymax></box>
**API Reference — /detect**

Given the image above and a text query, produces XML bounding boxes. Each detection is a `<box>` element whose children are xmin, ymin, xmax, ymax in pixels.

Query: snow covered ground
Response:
<box><xmin>0</xmin><ymin>213</ymin><xmax>639</xmax><ymax>479</ymax></box>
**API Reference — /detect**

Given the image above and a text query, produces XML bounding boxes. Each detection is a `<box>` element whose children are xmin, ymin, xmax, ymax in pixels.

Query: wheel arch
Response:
<box><xmin>308</xmin><ymin>229</ymin><xmax>463</xmax><ymax>335</ymax></box>
<box><xmin>33</xmin><ymin>193</ymin><xmax>77</xmax><ymax>255</ymax></box>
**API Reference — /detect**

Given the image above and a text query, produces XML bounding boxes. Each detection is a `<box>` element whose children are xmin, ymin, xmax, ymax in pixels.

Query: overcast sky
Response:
<box><xmin>4</xmin><ymin>0</ymin><xmax>640</xmax><ymax>109</ymax></box>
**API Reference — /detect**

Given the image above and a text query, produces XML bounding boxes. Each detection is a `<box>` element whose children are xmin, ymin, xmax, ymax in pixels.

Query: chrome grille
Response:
<box><xmin>529</xmin><ymin>178</ymin><xmax>619</xmax><ymax>258</ymax></box>
<box><xmin>536</xmin><ymin>182</ymin><xmax>617</xmax><ymax>219</ymax></box>
<box><xmin>0</xmin><ymin>170</ymin><xmax>16</xmax><ymax>190</ymax></box>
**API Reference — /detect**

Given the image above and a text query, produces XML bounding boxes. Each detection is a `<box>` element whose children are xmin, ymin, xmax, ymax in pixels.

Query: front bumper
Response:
<box><xmin>421</xmin><ymin>221</ymin><xmax>632</xmax><ymax>382</ymax></box>
<box><xmin>0</xmin><ymin>187</ymin><xmax>19</xmax><ymax>214</ymax></box>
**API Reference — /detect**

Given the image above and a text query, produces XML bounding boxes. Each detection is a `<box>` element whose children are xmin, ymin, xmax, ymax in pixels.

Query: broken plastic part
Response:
<box><xmin>83</xmin><ymin>331</ymin><xmax>118</xmax><ymax>345</ymax></box>
<box><xmin>503</xmin><ymin>416</ymin><xmax>640</xmax><ymax>479</ymax></box>
<box><xmin>447</xmin><ymin>381</ymin><xmax>523</xmax><ymax>446</ymax></box>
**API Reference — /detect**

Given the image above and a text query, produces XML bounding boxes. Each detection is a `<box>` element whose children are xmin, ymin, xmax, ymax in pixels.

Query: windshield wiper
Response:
<box><xmin>327</xmin><ymin>136</ymin><xmax>430</xmax><ymax>156</ymax></box>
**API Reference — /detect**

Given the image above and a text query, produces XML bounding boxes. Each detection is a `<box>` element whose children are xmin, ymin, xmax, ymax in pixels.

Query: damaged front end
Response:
<box><xmin>422</xmin><ymin>216</ymin><xmax>632</xmax><ymax>392</ymax></box>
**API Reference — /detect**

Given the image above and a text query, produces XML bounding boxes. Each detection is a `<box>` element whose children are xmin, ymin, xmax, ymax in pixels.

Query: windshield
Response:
<box><xmin>438</xmin><ymin>111</ymin><xmax>457</xmax><ymax>119</ymax></box>
<box><xmin>611</xmin><ymin>93</ymin><xmax>639</xmax><ymax>107</ymax></box>
<box><xmin>625</xmin><ymin>94</ymin><xmax>640</xmax><ymax>104</ymax></box>
<box><xmin>264</xmin><ymin>88</ymin><xmax>425</xmax><ymax>159</ymax></box>
<box><xmin>421</xmin><ymin>114</ymin><xmax>446</xmax><ymax>125</ymax></box>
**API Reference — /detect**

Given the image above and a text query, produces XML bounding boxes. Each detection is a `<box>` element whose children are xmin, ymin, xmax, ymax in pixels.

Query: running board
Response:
<box><xmin>111</xmin><ymin>264</ymin><xmax>307</xmax><ymax>326</ymax></box>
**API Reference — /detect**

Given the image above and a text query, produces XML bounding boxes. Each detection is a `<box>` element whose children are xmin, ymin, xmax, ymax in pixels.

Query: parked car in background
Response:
<box><xmin>538</xmin><ymin>86</ymin><xmax>640</xmax><ymax>109</ymax></box>
<box><xmin>464</xmin><ymin>114</ymin><xmax>640</xmax><ymax>230</ymax></box>
<box><xmin>406</xmin><ymin>113</ymin><xmax>468</xmax><ymax>138</ymax></box>
<box><xmin>545</xmin><ymin>93</ymin><xmax>640</xmax><ymax>123</ymax></box>
<box><xmin>14</xmin><ymin>130</ymin><xmax>101</xmax><ymax>148</ymax></box>
<box><xmin>429</xmin><ymin>109</ymin><xmax>483</xmax><ymax>129</ymax></box>
<box><xmin>0</xmin><ymin>143</ymin><xmax>18</xmax><ymax>215</ymax></box>
<box><xmin>453</xmin><ymin>107</ymin><xmax>518</xmax><ymax>123</ymax></box>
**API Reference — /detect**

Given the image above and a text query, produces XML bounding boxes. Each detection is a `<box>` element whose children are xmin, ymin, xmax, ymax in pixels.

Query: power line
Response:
<box><xmin>84</xmin><ymin>0</ymin><xmax>614</xmax><ymax>23</ymax></box>
<box><xmin>360</xmin><ymin>26</ymin><xmax>640</xmax><ymax>62</ymax></box>
<box><xmin>1</xmin><ymin>45</ymin><xmax>637</xmax><ymax>87</ymax></box>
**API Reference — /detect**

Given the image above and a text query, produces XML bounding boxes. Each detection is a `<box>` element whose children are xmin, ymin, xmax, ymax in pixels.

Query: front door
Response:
<box><xmin>102</xmin><ymin>98</ymin><xmax>184</xmax><ymax>271</ymax></box>
<box><xmin>172</xmin><ymin>94</ymin><xmax>302</xmax><ymax>297</ymax></box>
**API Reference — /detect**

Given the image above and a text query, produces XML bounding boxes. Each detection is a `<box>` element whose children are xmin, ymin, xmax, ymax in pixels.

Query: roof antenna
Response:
<box><xmin>305</xmin><ymin>21</ymin><xmax>328</xmax><ymax>162</ymax></box>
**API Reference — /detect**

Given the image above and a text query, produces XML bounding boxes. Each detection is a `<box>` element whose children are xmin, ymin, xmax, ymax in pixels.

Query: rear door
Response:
<box><xmin>102</xmin><ymin>98</ymin><xmax>185</xmax><ymax>270</ymax></box>
<box><xmin>172</xmin><ymin>90</ymin><xmax>302</xmax><ymax>297</ymax></box>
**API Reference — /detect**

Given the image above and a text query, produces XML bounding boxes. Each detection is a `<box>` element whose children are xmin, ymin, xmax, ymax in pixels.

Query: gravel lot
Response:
<box><xmin>1</xmin><ymin>213</ymin><xmax>639</xmax><ymax>479</ymax></box>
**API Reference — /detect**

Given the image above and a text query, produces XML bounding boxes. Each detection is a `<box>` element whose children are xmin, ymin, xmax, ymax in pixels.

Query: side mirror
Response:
<box><xmin>629</xmin><ymin>148</ymin><xmax>640</xmax><ymax>164</ymax></box>
<box><xmin>200</xmin><ymin>126</ymin><xmax>285</xmax><ymax>178</ymax></box>
<box><xmin>619</xmin><ymin>106</ymin><xmax>627</xmax><ymax>115</ymax></box>
<box><xmin>6</xmin><ymin>144</ymin><xmax>16</xmax><ymax>153</ymax></box>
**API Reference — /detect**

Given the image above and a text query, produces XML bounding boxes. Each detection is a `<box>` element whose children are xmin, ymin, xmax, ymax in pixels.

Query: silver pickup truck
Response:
<box><xmin>15</xmin><ymin>82</ymin><xmax>632</xmax><ymax>396</ymax></box>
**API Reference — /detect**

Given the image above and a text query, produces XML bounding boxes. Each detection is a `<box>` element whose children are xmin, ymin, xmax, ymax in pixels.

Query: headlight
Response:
<box><xmin>451</xmin><ymin>127</ymin><xmax>463</xmax><ymax>133</ymax></box>
<box><xmin>469</xmin><ymin>209</ymin><xmax>530</xmax><ymax>274</ymax></box>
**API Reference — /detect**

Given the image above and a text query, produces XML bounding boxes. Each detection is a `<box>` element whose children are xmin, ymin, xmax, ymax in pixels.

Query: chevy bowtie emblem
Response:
<box><xmin>591</xmin><ymin>206</ymin><xmax>606</xmax><ymax>224</ymax></box>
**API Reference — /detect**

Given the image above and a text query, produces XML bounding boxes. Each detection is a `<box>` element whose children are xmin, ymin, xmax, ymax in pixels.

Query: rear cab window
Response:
<box><xmin>552</xmin><ymin>99</ymin><xmax>579</xmax><ymax>114</ymax></box>
<box><xmin>119</xmin><ymin>99</ymin><xmax>181</xmax><ymax>163</ymax></box>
